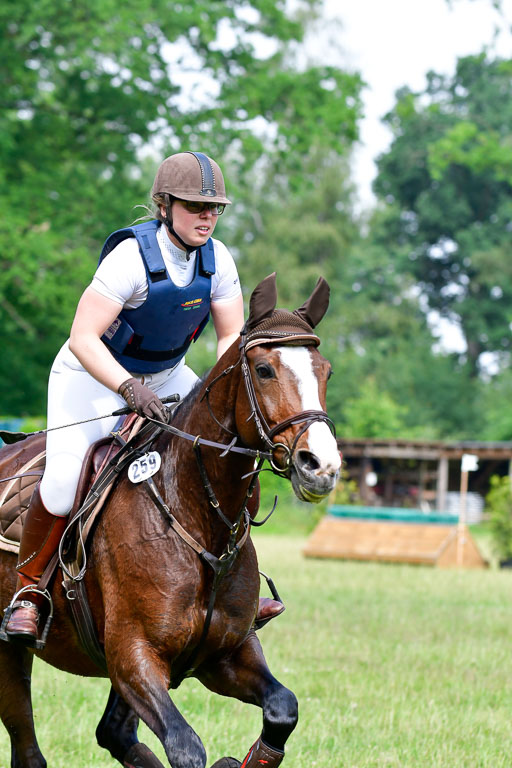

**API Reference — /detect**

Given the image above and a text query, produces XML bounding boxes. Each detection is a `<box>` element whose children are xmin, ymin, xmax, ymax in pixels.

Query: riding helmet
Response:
<box><xmin>151</xmin><ymin>151</ymin><xmax>231</xmax><ymax>205</ymax></box>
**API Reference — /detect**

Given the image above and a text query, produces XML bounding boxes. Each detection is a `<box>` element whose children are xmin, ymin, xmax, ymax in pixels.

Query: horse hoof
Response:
<box><xmin>124</xmin><ymin>742</ymin><xmax>166</xmax><ymax>768</ymax></box>
<box><xmin>210</xmin><ymin>759</ymin><xmax>242</xmax><ymax>768</ymax></box>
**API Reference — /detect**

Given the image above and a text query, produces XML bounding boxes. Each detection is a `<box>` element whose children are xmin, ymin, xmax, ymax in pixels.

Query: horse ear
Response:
<box><xmin>293</xmin><ymin>277</ymin><xmax>330</xmax><ymax>328</ymax></box>
<box><xmin>246</xmin><ymin>272</ymin><xmax>278</xmax><ymax>330</ymax></box>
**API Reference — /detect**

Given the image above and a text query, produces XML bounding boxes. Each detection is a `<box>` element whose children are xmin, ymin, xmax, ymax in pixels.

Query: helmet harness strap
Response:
<box><xmin>163</xmin><ymin>194</ymin><xmax>196</xmax><ymax>256</ymax></box>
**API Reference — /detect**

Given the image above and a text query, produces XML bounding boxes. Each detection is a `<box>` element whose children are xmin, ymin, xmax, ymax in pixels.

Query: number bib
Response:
<box><xmin>128</xmin><ymin>451</ymin><xmax>161</xmax><ymax>483</ymax></box>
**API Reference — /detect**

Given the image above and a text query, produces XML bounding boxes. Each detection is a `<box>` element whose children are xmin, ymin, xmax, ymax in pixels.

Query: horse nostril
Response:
<box><xmin>297</xmin><ymin>450</ymin><xmax>320</xmax><ymax>473</ymax></box>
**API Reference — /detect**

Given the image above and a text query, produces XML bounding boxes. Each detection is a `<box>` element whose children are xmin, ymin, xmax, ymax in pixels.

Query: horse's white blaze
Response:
<box><xmin>277</xmin><ymin>347</ymin><xmax>341</xmax><ymax>474</ymax></box>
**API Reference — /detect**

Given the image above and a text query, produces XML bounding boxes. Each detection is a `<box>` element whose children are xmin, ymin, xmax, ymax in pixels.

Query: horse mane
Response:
<box><xmin>171</xmin><ymin>337</ymin><xmax>243</xmax><ymax>430</ymax></box>
<box><xmin>170</xmin><ymin>371</ymin><xmax>209</xmax><ymax>428</ymax></box>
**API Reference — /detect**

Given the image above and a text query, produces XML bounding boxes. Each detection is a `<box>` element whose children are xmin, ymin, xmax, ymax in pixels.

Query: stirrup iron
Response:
<box><xmin>0</xmin><ymin>585</ymin><xmax>54</xmax><ymax>650</ymax></box>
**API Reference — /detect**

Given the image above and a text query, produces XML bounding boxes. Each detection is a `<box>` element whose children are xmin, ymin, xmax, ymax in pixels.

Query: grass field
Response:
<box><xmin>1</xmin><ymin>527</ymin><xmax>512</xmax><ymax>767</ymax></box>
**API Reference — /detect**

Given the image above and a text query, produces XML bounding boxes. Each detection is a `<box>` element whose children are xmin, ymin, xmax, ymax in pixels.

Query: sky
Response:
<box><xmin>323</xmin><ymin>0</ymin><xmax>512</xmax><ymax>210</ymax></box>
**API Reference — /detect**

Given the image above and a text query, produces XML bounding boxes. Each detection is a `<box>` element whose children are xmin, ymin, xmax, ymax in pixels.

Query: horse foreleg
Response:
<box><xmin>107</xmin><ymin>641</ymin><xmax>206</xmax><ymax>768</ymax></box>
<box><xmin>96</xmin><ymin>685</ymin><xmax>167</xmax><ymax>767</ymax></box>
<box><xmin>0</xmin><ymin>642</ymin><xmax>46</xmax><ymax>768</ymax></box>
<box><xmin>197</xmin><ymin>631</ymin><xmax>298</xmax><ymax>767</ymax></box>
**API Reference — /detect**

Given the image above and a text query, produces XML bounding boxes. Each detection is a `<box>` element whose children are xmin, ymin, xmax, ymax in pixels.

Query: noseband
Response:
<box><xmin>202</xmin><ymin>333</ymin><xmax>336</xmax><ymax>475</ymax></box>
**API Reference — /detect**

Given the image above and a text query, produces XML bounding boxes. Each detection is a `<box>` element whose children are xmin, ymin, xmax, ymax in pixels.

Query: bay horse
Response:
<box><xmin>0</xmin><ymin>274</ymin><xmax>341</xmax><ymax>768</ymax></box>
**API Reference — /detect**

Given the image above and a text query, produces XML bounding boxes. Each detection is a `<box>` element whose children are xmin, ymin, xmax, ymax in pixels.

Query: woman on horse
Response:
<box><xmin>6</xmin><ymin>151</ymin><xmax>247</xmax><ymax>644</ymax></box>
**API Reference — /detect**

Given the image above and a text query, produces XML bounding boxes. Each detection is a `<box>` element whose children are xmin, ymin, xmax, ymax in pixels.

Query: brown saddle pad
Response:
<box><xmin>0</xmin><ymin>434</ymin><xmax>46</xmax><ymax>551</ymax></box>
<box><xmin>0</xmin><ymin>414</ymin><xmax>141</xmax><ymax>554</ymax></box>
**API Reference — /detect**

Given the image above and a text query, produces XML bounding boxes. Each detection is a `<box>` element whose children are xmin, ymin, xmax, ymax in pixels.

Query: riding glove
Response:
<box><xmin>118</xmin><ymin>378</ymin><xmax>167</xmax><ymax>422</ymax></box>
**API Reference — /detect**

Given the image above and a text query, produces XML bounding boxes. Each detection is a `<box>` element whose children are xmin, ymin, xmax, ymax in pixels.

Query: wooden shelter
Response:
<box><xmin>337</xmin><ymin>437</ymin><xmax>512</xmax><ymax>513</ymax></box>
<box><xmin>303</xmin><ymin>438</ymin><xmax>512</xmax><ymax>569</ymax></box>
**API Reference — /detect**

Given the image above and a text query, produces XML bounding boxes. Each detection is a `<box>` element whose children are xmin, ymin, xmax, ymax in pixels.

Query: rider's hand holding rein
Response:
<box><xmin>118</xmin><ymin>377</ymin><xmax>167</xmax><ymax>421</ymax></box>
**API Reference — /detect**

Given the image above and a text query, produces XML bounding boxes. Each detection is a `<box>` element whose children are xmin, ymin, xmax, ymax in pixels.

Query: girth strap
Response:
<box><xmin>61</xmin><ymin>578</ymin><xmax>108</xmax><ymax>673</ymax></box>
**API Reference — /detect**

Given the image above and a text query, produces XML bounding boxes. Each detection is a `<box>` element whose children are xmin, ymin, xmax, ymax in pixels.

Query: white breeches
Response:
<box><xmin>40</xmin><ymin>347</ymin><xmax>199</xmax><ymax>516</ymax></box>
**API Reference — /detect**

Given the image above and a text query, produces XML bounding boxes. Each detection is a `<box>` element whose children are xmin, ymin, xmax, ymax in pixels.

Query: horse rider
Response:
<box><xmin>5</xmin><ymin>151</ymin><xmax>281</xmax><ymax>645</ymax></box>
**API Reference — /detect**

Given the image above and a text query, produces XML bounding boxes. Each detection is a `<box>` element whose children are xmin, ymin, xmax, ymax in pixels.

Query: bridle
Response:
<box><xmin>200</xmin><ymin>331</ymin><xmax>336</xmax><ymax>476</ymax></box>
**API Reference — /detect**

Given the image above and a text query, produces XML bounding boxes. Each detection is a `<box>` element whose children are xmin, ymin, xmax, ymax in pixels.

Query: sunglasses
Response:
<box><xmin>178</xmin><ymin>200</ymin><xmax>226</xmax><ymax>216</ymax></box>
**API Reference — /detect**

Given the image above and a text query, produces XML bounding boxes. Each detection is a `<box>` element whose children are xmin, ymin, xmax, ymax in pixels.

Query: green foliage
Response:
<box><xmin>481</xmin><ymin>369</ymin><xmax>512</xmax><ymax>440</ymax></box>
<box><xmin>341</xmin><ymin>377</ymin><xmax>408</xmax><ymax>438</ymax></box>
<box><xmin>209</xmin><ymin>64</ymin><xmax>363</xmax><ymax>193</ymax></box>
<box><xmin>486</xmin><ymin>474</ymin><xmax>512</xmax><ymax>561</ymax></box>
<box><xmin>232</xmin><ymin>154</ymin><xmax>485</xmax><ymax>440</ymax></box>
<box><xmin>234</xmin><ymin>151</ymin><xmax>359</xmax><ymax>304</ymax></box>
<box><xmin>253</xmin><ymin>471</ymin><xmax>326</xmax><ymax>536</ymax></box>
<box><xmin>0</xmin><ymin>207</ymin><xmax>95</xmax><ymax>413</ymax></box>
<box><xmin>373</xmin><ymin>54</ymin><xmax>512</xmax><ymax>376</ymax></box>
<box><xmin>428</xmin><ymin>120</ymin><xmax>512</xmax><ymax>184</ymax></box>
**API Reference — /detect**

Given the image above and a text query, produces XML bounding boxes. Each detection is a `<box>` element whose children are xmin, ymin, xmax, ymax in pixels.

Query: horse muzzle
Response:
<box><xmin>268</xmin><ymin>412</ymin><xmax>340</xmax><ymax>503</ymax></box>
<box><xmin>290</xmin><ymin>448</ymin><xmax>340</xmax><ymax>504</ymax></box>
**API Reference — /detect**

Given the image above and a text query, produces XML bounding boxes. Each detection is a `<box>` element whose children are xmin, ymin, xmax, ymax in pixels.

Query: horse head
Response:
<box><xmin>235</xmin><ymin>273</ymin><xmax>341</xmax><ymax>503</ymax></box>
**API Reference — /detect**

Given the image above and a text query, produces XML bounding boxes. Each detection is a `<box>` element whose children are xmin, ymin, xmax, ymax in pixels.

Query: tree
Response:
<box><xmin>228</xmin><ymin>157</ymin><xmax>477</xmax><ymax>439</ymax></box>
<box><xmin>373</xmin><ymin>54</ymin><xmax>512</xmax><ymax>377</ymax></box>
<box><xmin>0</xmin><ymin>0</ymin><xmax>363</xmax><ymax>414</ymax></box>
<box><xmin>233</xmin><ymin>151</ymin><xmax>358</xmax><ymax>301</ymax></box>
<box><xmin>481</xmin><ymin>369</ymin><xmax>512</xmax><ymax>440</ymax></box>
<box><xmin>341</xmin><ymin>377</ymin><xmax>408</xmax><ymax>439</ymax></box>
<box><xmin>486</xmin><ymin>474</ymin><xmax>512</xmax><ymax>562</ymax></box>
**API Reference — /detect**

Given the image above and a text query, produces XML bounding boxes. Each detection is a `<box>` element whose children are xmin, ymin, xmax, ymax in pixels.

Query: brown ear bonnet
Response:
<box><xmin>242</xmin><ymin>273</ymin><xmax>330</xmax><ymax>349</ymax></box>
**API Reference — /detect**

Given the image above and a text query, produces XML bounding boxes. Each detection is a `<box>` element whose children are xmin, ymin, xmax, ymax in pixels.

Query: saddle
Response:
<box><xmin>0</xmin><ymin>414</ymin><xmax>143</xmax><ymax>555</ymax></box>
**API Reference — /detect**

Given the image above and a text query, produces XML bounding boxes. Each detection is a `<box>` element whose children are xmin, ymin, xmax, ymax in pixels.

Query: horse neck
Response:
<box><xmin>169</xmin><ymin>343</ymin><xmax>254</xmax><ymax>528</ymax></box>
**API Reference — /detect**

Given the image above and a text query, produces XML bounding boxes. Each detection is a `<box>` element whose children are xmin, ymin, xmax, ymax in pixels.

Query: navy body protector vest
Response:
<box><xmin>98</xmin><ymin>220</ymin><xmax>215</xmax><ymax>374</ymax></box>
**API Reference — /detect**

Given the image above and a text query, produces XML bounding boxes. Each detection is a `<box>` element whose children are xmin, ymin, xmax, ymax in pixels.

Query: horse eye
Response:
<box><xmin>328</xmin><ymin>368</ymin><xmax>334</xmax><ymax>379</ymax></box>
<box><xmin>255</xmin><ymin>363</ymin><xmax>275</xmax><ymax>380</ymax></box>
